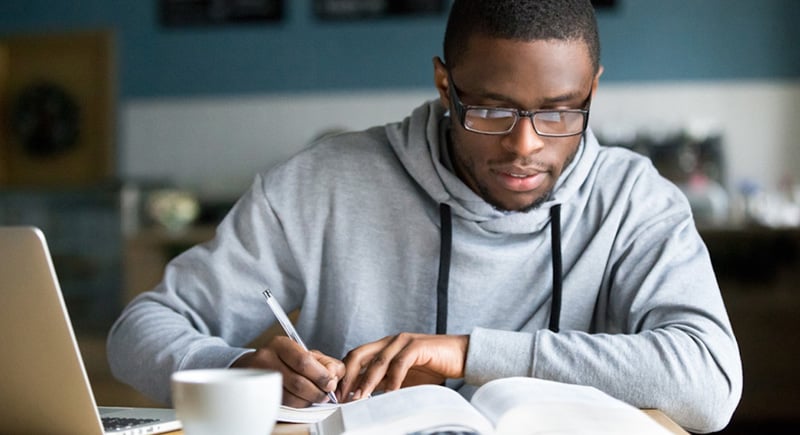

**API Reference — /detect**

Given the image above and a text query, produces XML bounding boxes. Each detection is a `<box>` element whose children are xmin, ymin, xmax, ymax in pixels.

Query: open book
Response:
<box><xmin>308</xmin><ymin>377</ymin><xmax>674</xmax><ymax>435</ymax></box>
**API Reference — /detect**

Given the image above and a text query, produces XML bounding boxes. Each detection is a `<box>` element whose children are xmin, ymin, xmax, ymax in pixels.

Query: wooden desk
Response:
<box><xmin>161</xmin><ymin>409</ymin><xmax>688</xmax><ymax>435</ymax></box>
<box><xmin>643</xmin><ymin>409</ymin><xmax>690</xmax><ymax>435</ymax></box>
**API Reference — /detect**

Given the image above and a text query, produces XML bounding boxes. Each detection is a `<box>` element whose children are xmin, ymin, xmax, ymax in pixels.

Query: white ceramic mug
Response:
<box><xmin>171</xmin><ymin>368</ymin><xmax>282</xmax><ymax>435</ymax></box>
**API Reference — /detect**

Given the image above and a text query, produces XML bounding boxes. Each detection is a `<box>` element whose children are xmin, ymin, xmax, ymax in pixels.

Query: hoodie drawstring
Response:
<box><xmin>436</xmin><ymin>203</ymin><xmax>452</xmax><ymax>335</ymax></box>
<box><xmin>548</xmin><ymin>204</ymin><xmax>563</xmax><ymax>333</ymax></box>
<box><xmin>435</xmin><ymin>203</ymin><xmax>563</xmax><ymax>334</ymax></box>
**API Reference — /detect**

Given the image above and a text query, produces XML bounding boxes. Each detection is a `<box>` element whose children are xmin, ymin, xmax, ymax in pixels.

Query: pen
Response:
<box><xmin>262</xmin><ymin>288</ymin><xmax>338</xmax><ymax>404</ymax></box>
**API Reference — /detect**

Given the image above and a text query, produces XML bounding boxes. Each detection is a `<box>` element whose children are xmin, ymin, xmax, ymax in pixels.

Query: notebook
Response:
<box><xmin>0</xmin><ymin>226</ymin><xmax>181</xmax><ymax>435</ymax></box>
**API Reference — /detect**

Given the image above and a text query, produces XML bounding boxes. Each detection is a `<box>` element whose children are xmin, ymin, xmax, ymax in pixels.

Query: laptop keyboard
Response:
<box><xmin>102</xmin><ymin>416</ymin><xmax>160</xmax><ymax>431</ymax></box>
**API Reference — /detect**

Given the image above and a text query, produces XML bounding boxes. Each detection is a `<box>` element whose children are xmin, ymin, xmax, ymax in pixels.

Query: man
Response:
<box><xmin>108</xmin><ymin>1</ymin><xmax>742</xmax><ymax>432</ymax></box>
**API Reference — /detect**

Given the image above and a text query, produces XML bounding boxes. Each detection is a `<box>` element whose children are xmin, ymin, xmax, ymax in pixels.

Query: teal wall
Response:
<box><xmin>1</xmin><ymin>0</ymin><xmax>798</xmax><ymax>98</ymax></box>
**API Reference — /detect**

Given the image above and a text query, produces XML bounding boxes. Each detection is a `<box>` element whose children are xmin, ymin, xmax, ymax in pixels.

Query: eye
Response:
<box><xmin>536</xmin><ymin>111</ymin><xmax>563</xmax><ymax>123</ymax></box>
<box><xmin>469</xmin><ymin>108</ymin><xmax>515</xmax><ymax>119</ymax></box>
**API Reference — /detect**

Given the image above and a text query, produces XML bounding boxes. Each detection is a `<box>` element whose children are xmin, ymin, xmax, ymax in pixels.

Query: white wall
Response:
<box><xmin>120</xmin><ymin>91</ymin><xmax>434</xmax><ymax>199</ymax></box>
<box><xmin>121</xmin><ymin>80</ymin><xmax>800</xmax><ymax>200</ymax></box>
<box><xmin>592</xmin><ymin>80</ymin><xmax>800</xmax><ymax>192</ymax></box>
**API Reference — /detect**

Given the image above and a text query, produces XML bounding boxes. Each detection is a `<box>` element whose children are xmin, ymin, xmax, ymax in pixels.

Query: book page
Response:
<box><xmin>279</xmin><ymin>403</ymin><xmax>339</xmax><ymax>423</ymax></box>
<box><xmin>316</xmin><ymin>384</ymin><xmax>494</xmax><ymax>435</ymax></box>
<box><xmin>470</xmin><ymin>377</ymin><xmax>672</xmax><ymax>435</ymax></box>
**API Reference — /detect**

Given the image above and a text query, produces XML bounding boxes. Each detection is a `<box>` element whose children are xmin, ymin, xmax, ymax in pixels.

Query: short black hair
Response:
<box><xmin>443</xmin><ymin>0</ymin><xmax>600</xmax><ymax>73</ymax></box>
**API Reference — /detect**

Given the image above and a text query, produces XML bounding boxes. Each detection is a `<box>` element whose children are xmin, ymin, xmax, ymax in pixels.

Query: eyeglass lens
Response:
<box><xmin>464</xmin><ymin>108</ymin><xmax>585</xmax><ymax>135</ymax></box>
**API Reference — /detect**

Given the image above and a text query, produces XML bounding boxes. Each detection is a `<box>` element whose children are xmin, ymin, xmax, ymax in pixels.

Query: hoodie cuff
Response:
<box><xmin>464</xmin><ymin>327</ymin><xmax>536</xmax><ymax>386</ymax></box>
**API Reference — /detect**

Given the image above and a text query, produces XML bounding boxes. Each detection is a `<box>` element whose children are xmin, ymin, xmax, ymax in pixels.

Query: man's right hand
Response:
<box><xmin>231</xmin><ymin>336</ymin><xmax>345</xmax><ymax>407</ymax></box>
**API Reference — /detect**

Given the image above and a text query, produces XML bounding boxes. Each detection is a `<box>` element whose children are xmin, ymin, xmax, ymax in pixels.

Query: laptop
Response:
<box><xmin>0</xmin><ymin>226</ymin><xmax>181</xmax><ymax>435</ymax></box>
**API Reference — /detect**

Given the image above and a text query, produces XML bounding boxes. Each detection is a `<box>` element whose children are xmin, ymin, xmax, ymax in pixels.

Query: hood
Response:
<box><xmin>384</xmin><ymin>100</ymin><xmax>599</xmax><ymax>235</ymax></box>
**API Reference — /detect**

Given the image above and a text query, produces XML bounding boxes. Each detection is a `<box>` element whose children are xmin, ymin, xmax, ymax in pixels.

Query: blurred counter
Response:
<box><xmin>700</xmin><ymin>226</ymin><xmax>800</xmax><ymax>425</ymax></box>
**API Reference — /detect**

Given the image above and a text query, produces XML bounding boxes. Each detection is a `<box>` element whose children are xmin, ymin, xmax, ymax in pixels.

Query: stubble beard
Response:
<box><xmin>456</xmin><ymin>141</ymin><xmax>580</xmax><ymax>214</ymax></box>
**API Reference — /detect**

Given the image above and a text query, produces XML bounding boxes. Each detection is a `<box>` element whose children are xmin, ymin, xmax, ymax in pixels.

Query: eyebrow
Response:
<box><xmin>540</xmin><ymin>91</ymin><xmax>587</xmax><ymax>105</ymax></box>
<box><xmin>467</xmin><ymin>87</ymin><xmax>586</xmax><ymax>108</ymax></box>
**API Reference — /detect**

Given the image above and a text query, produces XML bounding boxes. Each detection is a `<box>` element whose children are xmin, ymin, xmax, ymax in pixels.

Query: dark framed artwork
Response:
<box><xmin>314</xmin><ymin>0</ymin><xmax>448</xmax><ymax>20</ymax></box>
<box><xmin>0</xmin><ymin>30</ymin><xmax>115</xmax><ymax>187</ymax></box>
<box><xmin>160</xmin><ymin>0</ymin><xmax>284</xmax><ymax>27</ymax></box>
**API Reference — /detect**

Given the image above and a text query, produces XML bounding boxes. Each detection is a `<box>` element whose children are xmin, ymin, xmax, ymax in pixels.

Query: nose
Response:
<box><xmin>501</xmin><ymin>116</ymin><xmax>545</xmax><ymax>156</ymax></box>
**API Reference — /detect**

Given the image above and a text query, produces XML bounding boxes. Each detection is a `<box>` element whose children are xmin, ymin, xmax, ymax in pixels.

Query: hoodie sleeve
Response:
<box><xmin>545</xmin><ymin>217</ymin><xmax>739</xmax><ymax>433</ymax></box>
<box><xmin>465</xmin><ymin>170</ymin><xmax>742</xmax><ymax>434</ymax></box>
<box><xmin>106</xmin><ymin>172</ymin><xmax>303</xmax><ymax>405</ymax></box>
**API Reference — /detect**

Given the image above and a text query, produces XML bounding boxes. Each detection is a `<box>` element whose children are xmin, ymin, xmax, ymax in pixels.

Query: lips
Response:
<box><xmin>493</xmin><ymin>167</ymin><xmax>548</xmax><ymax>192</ymax></box>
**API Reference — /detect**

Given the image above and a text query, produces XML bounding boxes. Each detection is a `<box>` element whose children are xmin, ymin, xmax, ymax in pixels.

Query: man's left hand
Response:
<box><xmin>337</xmin><ymin>333</ymin><xmax>469</xmax><ymax>401</ymax></box>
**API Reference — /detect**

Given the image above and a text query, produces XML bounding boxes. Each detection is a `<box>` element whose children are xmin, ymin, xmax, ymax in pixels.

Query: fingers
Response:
<box><xmin>312</xmin><ymin>350</ymin><xmax>346</xmax><ymax>398</ymax></box>
<box><xmin>272</xmin><ymin>337</ymin><xmax>343</xmax><ymax>405</ymax></box>
<box><xmin>338</xmin><ymin>333</ymin><xmax>431</xmax><ymax>401</ymax></box>
<box><xmin>282</xmin><ymin>386</ymin><xmax>314</xmax><ymax>408</ymax></box>
<box><xmin>338</xmin><ymin>333</ymin><xmax>470</xmax><ymax>402</ymax></box>
<box><xmin>360</xmin><ymin>335</ymin><xmax>418</xmax><ymax>395</ymax></box>
<box><xmin>338</xmin><ymin>337</ymin><xmax>383</xmax><ymax>401</ymax></box>
<box><xmin>314</xmin><ymin>350</ymin><xmax>347</xmax><ymax>378</ymax></box>
<box><xmin>234</xmin><ymin>336</ymin><xmax>344</xmax><ymax>407</ymax></box>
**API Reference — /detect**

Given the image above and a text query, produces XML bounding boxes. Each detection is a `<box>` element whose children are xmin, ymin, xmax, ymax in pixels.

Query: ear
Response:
<box><xmin>432</xmin><ymin>56</ymin><xmax>450</xmax><ymax>109</ymax></box>
<box><xmin>591</xmin><ymin>65</ymin><xmax>604</xmax><ymax>96</ymax></box>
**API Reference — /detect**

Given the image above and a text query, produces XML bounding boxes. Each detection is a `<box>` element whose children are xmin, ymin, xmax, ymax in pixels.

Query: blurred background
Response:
<box><xmin>1</xmin><ymin>1</ymin><xmax>798</xmax><ymax>433</ymax></box>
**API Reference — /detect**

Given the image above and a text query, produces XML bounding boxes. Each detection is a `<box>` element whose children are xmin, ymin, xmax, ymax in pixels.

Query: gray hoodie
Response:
<box><xmin>108</xmin><ymin>100</ymin><xmax>742</xmax><ymax>433</ymax></box>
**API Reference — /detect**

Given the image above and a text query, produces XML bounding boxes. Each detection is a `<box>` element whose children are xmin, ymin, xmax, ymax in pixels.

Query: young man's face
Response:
<box><xmin>434</xmin><ymin>35</ymin><xmax>601</xmax><ymax>212</ymax></box>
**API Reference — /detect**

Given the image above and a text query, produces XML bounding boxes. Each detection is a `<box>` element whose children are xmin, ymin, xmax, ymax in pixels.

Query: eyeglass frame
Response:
<box><xmin>447</xmin><ymin>70</ymin><xmax>592</xmax><ymax>137</ymax></box>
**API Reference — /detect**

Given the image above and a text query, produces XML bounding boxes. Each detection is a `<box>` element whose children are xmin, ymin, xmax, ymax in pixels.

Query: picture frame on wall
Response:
<box><xmin>0</xmin><ymin>30</ymin><xmax>115</xmax><ymax>187</ymax></box>
<box><xmin>314</xmin><ymin>0</ymin><xmax>448</xmax><ymax>20</ymax></box>
<box><xmin>160</xmin><ymin>0</ymin><xmax>284</xmax><ymax>27</ymax></box>
<box><xmin>313</xmin><ymin>0</ymin><xmax>614</xmax><ymax>20</ymax></box>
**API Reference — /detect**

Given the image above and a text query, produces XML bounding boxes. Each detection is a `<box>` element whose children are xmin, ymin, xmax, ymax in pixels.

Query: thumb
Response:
<box><xmin>312</xmin><ymin>350</ymin><xmax>346</xmax><ymax>384</ymax></box>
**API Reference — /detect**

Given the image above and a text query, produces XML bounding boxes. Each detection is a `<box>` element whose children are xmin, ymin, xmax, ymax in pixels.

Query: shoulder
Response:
<box><xmin>261</xmin><ymin>127</ymin><xmax>395</xmax><ymax>185</ymax></box>
<box><xmin>591</xmin><ymin>145</ymin><xmax>694</xmax><ymax>233</ymax></box>
<box><xmin>595</xmin><ymin>145</ymin><xmax>658</xmax><ymax>178</ymax></box>
<box><xmin>251</xmin><ymin>126</ymin><xmax>413</xmax><ymax>212</ymax></box>
<box><xmin>595</xmin><ymin>145</ymin><xmax>687</xmax><ymax>202</ymax></box>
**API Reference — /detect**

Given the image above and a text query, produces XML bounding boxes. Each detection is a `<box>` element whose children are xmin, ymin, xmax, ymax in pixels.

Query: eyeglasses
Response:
<box><xmin>447</xmin><ymin>71</ymin><xmax>591</xmax><ymax>137</ymax></box>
